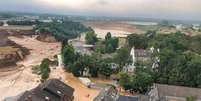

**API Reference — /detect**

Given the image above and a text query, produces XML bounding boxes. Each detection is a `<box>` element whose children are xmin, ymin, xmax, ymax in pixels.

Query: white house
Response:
<box><xmin>175</xmin><ymin>24</ymin><xmax>184</xmax><ymax>30</ymax></box>
<box><xmin>192</xmin><ymin>24</ymin><xmax>200</xmax><ymax>31</ymax></box>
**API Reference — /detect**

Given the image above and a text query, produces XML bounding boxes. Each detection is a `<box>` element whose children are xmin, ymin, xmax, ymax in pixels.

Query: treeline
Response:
<box><xmin>85</xmin><ymin>31</ymin><xmax>119</xmax><ymax>53</ymax></box>
<box><xmin>35</xmin><ymin>20</ymin><xmax>93</xmax><ymax>41</ymax></box>
<box><xmin>61</xmin><ymin>44</ymin><xmax>114</xmax><ymax>78</ymax></box>
<box><xmin>7</xmin><ymin>20</ymin><xmax>37</xmax><ymax>25</ymax></box>
<box><xmin>119</xmin><ymin>31</ymin><xmax>201</xmax><ymax>94</ymax></box>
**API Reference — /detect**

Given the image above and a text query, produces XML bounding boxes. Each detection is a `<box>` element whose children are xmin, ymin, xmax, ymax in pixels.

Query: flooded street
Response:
<box><xmin>0</xmin><ymin>36</ymin><xmax>61</xmax><ymax>100</ymax></box>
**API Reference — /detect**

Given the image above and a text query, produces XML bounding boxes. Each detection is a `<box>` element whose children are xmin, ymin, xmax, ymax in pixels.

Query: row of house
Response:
<box><xmin>93</xmin><ymin>84</ymin><xmax>201</xmax><ymax>101</ymax></box>
<box><xmin>5</xmin><ymin>79</ymin><xmax>201</xmax><ymax>101</ymax></box>
<box><xmin>149</xmin><ymin>84</ymin><xmax>201</xmax><ymax>101</ymax></box>
<box><xmin>174</xmin><ymin>24</ymin><xmax>201</xmax><ymax>31</ymax></box>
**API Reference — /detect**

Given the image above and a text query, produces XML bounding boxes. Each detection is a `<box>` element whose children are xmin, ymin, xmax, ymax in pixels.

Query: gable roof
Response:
<box><xmin>16</xmin><ymin>79</ymin><xmax>74</xmax><ymax>101</ymax></box>
<box><xmin>155</xmin><ymin>84</ymin><xmax>201</xmax><ymax>100</ymax></box>
<box><xmin>41</xmin><ymin>79</ymin><xmax>74</xmax><ymax>98</ymax></box>
<box><xmin>117</xmin><ymin>96</ymin><xmax>138</xmax><ymax>101</ymax></box>
<box><xmin>93</xmin><ymin>86</ymin><xmax>118</xmax><ymax>101</ymax></box>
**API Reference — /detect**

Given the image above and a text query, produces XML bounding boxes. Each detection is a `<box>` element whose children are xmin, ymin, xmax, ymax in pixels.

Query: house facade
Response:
<box><xmin>123</xmin><ymin>47</ymin><xmax>152</xmax><ymax>73</ymax></box>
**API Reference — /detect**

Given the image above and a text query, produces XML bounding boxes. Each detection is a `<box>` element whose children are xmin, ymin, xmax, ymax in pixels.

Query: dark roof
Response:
<box><xmin>16</xmin><ymin>91</ymin><xmax>43</xmax><ymax>101</ymax></box>
<box><xmin>93</xmin><ymin>86</ymin><xmax>118</xmax><ymax>101</ymax></box>
<box><xmin>117</xmin><ymin>96</ymin><xmax>138</xmax><ymax>101</ymax></box>
<box><xmin>17</xmin><ymin>79</ymin><xmax>74</xmax><ymax>101</ymax></box>
<box><xmin>155</xmin><ymin>83</ymin><xmax>201</xmax><ymax>100</ymax></box>
<box><xmin>135</xmin><ymin>49</ymin><xmax>151</xmax><ymax>57</ymax></box>
<box><xmin>41</xmin><ymin>79</ymin><xmax>74</xmax><ymax>98</ymax></box>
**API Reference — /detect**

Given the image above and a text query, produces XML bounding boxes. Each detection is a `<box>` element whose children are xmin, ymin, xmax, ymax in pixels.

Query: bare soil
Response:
<box><xmin>83</xmin><ymin>21</ymin><xmax>144</xmax><ymax>39</ymax></box>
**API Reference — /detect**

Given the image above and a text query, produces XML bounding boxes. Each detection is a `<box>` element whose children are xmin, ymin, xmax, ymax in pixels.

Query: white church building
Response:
<box><xmin>123</xmin><ymin>47</ymin><xmax>153</xmax><ymax>73</ymax></box>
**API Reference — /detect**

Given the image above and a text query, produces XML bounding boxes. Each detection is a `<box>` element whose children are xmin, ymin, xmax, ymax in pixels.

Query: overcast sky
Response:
<box><xmin>0</xmin><ymin>0</ymin><xmax>201</xmax><ymax>20</ymax></box>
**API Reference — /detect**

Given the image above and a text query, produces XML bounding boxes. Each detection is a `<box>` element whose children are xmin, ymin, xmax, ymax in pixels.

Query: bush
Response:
<box><xmin>85</xmin><ymin>31</ymin><xmax>98</xmax><ymax>44</ymax></box>
<box><xmin>39</xmin><ymin>58</ymin><xmax>51</xmax><ymax>81</ymax></box>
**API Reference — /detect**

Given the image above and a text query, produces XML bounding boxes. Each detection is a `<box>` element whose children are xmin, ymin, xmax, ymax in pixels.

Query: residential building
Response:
<box><xmin>93</xmin><ymin>86</ymin><xmax>119</xmax><ymax>101</ymax></box>
<box><xmin>148</xmin><ymin>84</ymin><xmax>201</xmax><ymax>101</ymax></box>
<box><xmin>117</xmin><ymin>96</ymin><xmax>139</xmax><ymax>101</ymax></box>
<box><xmin>123</xmin><ymin>47</ymin><xmax>151</xmax><ymax>73</ymax></box>
<box><xmin>9</xmin><ymin>79</ymin><xmax>74</xmax><ymax>101</ymax></box>
<box><xmin>93</xmin><ymin>86</ymin><xmax>147</xmax><ymax>101</ymax></box>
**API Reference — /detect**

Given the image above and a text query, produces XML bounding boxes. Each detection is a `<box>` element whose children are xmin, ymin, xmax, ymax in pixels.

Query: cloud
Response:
<box><xmin>0</xmin><ymin>0</ymin><xmax>201</xmax><ymax>20</ymax></box>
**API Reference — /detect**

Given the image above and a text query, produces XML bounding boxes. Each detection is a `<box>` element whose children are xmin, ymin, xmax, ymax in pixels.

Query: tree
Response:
<box><xmin>122</xmin><ymin>32</ymin><xmax>201</xmax><ymax>91</ymax></box>
<box><xmin>35</xmin><ymin>20</ymin><xmax>93</xmax><ymax>41</ymax></box>
<box><xmin>110</xmin><ymin>38</ymin><xmax>119</xmax><ymax>50</ymax></box>
<box><xmin>105</xmin><ymin>44</ymin><xmax>114</xmax><ymax>53</ymax></box>
<box><xmin>68</xmin><ymin>54</ymin><xmax>100</xmax><ymax>77</ymax></box>
<box><xmin>95</xmin><ymin>41</ymin><xmax>105</xmax><ymax>54</ymax></box>
<box><xmin>40</xmin><ymin>58</ymin><xmax>51</xmax><ymax>82</ymax></box>
<box><xmin>98</xmin><ymin>62</ymin><xmax>113</xmax><ymax>78</ymax></box>
<box><xmin>61</xmin><ymin>44</ymin><xmax>76</xmax><ymax>68</ymax></box>
<box><xmin>85</xmin><ymin>31</ymin><xmax>98</xmax><ymax>44</ymax></box>
<box><xmin>127</xmin><ymin>34</ymin><xmax>148</xmax><ymax>49</ymax></box>
<box><xmin>119</xmin><ymin>68</ymin><xmax>153</xmax><ymax>94</ymax></box>
<box><xmin>119</xmin><ymin>72</ymin><xmax>132</xmax><ymax>90</ymax></box>
<box><xmin>69</xmin><ymin>59</ymin><xmax>85</xmax><ymax>77</ymax></box>
<box><xmin>105</xmin><ymin>37</ymin><xmax>119</xmax><ymax>53</ymax></box>
<box><xmin>131</xmin><ymin>71</ymin><xmax>153</xmax><ymax>93</ymax></box>
<box><xmin>114</xmin><ymin>46</ymin><xmax>131</xmax><ymax>70</ymax></box>
<box><xmin>105</xmin><ymin>32</ymin><xmax>112</xmax><ymax>40</ymax></box>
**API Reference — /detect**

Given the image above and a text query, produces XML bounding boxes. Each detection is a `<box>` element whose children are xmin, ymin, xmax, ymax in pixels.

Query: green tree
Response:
<box><xmin>131</xmin><ymin>71</ymin><xmax>153</xmax><ymax>93</ymax></box>
<box><xmin>119</xmin><ymin>72</ymin><xmax>132</xmax><ymax>90</ymax></box>
<box><xmin>105</xmin><ymin>37</ymin><xmax>119</xmax><ymax>53</ymax></box>
<box><xmin>85</xmin><ymin>31</ymin><xmax>98</xmax><ymax>44</ymax></box>
<box><xmin>69</xmin><ymin>59</ymin><xmax>85</xmax><ymax>77</ymax></box>
<box><xmin>114</xmin><ymin>46</ymin><xmax>131</xmax><ymax>70</ymax></box>
<box><xmin>61</xmin><ymin>44</ymin><xmax>76</xmax><ymax>67</ymax></box>
<box><xmin>119</xmin><ymin>68</ymin><xmax>153</xmax><ymax>94</ymax></box>
<box><xmin>40</xmin><ymin>58</ymin><xmax>51</xmax><ymax>82</ymax></box>
<box><xmin>98</xmin><ymin>62</ymin><xmax>113</xmax><ymax>78</ymax></box>
<box><xmin>105</xmin><ymin>32</ymin><xmax>112</xmax><ymax>40</ymax></box>
<box><xmin>127</xmin><ymin>34</ymin><xmax>148</xmax><ymax>49</ymax></box>
<box><xmin>95</xmin><ymin>41</ymin><xmax>105</xmax><ymax>54</ymax></box>
<box><xmin>35</xmin><ymin>20</ymin><xmax>93</xmax><ymax>41</ymax></box>
<box><xmin>105</xmin><ymin>44</ymin><xmax>114</xmax><ymax>53</ymax></box>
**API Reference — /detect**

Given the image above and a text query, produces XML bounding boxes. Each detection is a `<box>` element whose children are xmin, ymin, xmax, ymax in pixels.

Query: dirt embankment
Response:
<box><xmin>0</xmin><ymin>39</ymin><xmax>29</xmax><ymax>68</ymax></box>
<box><xmin>36</xmin><ymin>33</ymin><xmax>57</xmax><ymax>43</ymax></box>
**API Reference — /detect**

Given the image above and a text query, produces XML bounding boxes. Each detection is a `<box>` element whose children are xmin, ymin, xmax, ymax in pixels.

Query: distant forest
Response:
<box><xmin>35</xmin><ymin>20</ymin><xmax>93</xmax><ymax>41</ymax></box>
